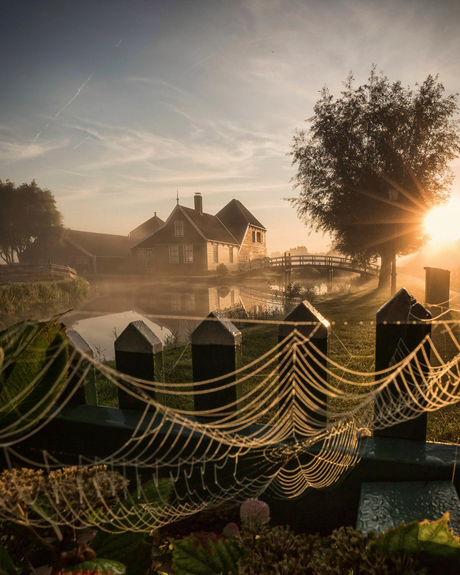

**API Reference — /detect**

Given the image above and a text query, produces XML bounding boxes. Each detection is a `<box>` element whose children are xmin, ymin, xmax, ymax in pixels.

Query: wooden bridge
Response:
<box><xmin>238</xmin><ymin>254</ymin><xmax>380</xmax><ymax>276</ymax></box>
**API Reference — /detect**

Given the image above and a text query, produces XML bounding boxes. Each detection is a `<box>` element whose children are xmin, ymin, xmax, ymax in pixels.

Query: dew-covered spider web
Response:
<box><xmin>1</xmin><ymin>309</ymin><xmax>460</xmax><ymax>533</ymax></box>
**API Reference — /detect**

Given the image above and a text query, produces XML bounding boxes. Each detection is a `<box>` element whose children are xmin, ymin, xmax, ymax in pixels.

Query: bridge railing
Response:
<box><xmin>238</xmin><ymin>255</ymin><xmax>380</xmax><ymax>274</ymax></box>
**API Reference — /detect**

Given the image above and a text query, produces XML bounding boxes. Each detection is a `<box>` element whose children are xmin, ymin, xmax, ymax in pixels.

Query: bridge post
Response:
<box><xmin>283</xmin><ymin>251</ymin><xmax>291</xmax><ymax>284</ymax></box>
<box><xmin>327</xmin><ymin>268</ymin><xmax>333</xmax><ymax>292</ymax></box>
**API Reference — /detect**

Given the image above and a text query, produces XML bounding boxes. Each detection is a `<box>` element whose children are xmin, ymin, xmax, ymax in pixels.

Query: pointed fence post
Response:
<box><xmin>374</xmin><ymin>288</ymin><xmax>431</xmax><ymax>441</ymax></box>
<box><xmin>278</xmin><ymin>301</ymin><xmax>330</xmax><ymax>435</ymax></box>
<box><xmin>62</xmin><ymin>329</ymin><xmax>97</xmax><ymax>406</ymax></box>
<box><xmin>191</xmin><ymin>310</ymin><xmax>242</xmax><ymax>420</ymax></box>
<box><xmin>115</xmin><ymin>320</ymin><xmax>163</xmax><ymax>410</ymax></box>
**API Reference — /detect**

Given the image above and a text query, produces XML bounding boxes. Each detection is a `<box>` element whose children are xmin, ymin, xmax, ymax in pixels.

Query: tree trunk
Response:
<box><xmin>378</xmin><ymin>251</ymin><xmax>392</xmax><ymax>289</ymax></box>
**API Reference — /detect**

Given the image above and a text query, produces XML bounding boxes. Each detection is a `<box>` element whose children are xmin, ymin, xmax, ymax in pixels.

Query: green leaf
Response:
<box><xmin>0</xmin><ymin>319</ymin><xmax>68</xmax><ymax>436</ymax></box>
<box><xmin>172</xmin><ymin>536</ymin><xmax>243</xmax><ymax>575</ymax></box>
<box><xmin>371</xmin><ymin>511</ymin><xmax>460</xmax><ymax>562</ymax></box>
<box><xmin>91</xmin><ymin>531</ymin><xmax>151</xmax><ymax>575</ymax></box>
<box><xmin>65</xmin><ymin>557</ymin><xmax>126</xmax><ymax>575</ymax></box>
<box><xmin>0</xmin><ymin>540</ymin><xmax>18</xmax><ymax>575</ymax></box>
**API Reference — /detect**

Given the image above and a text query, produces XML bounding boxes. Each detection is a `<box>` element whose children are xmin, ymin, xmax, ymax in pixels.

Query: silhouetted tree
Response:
<box><xmin>289</xmin><ymin>70</ymin><xmax>460</xmax><ymax>287</ymax></box>
<box><xmin>0</xmin><ymin>180</ymin><xmax>64</xmax><ymax>265</ymax></box>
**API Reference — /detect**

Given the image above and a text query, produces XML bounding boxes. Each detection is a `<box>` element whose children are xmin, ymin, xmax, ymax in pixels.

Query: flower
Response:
<box><xmin>240</xmin><ymin>498</ymin><xmax>270</xmax><ymax>526</ymax></box>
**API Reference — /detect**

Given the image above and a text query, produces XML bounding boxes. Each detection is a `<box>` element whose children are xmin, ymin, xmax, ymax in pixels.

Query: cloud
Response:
<box><xmin>0</xmin><ymin>139</ymin><xmax>67</xmax><ymax>165</ymax></box>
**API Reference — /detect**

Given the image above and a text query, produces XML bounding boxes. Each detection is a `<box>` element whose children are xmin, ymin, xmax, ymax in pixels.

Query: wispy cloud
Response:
<box><xmin>0</xmin><ymin>139</ymin><xmax>67</xmax><ymax>165</ymax></box>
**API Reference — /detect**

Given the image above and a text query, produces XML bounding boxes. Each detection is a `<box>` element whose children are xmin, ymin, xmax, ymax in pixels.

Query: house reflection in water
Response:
<box><xmin>134</xmin><ymin>283</ymin><xmax>275</xmax><ymax>341</ymax></box>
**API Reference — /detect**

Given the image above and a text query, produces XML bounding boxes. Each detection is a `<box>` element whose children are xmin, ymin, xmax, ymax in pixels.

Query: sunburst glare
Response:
<box><xmin>425</xmin><ymin>198</ymin><xmax>460</xmax><ymax>242</ymax></box>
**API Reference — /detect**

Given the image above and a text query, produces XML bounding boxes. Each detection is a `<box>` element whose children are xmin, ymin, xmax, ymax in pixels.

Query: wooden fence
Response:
<box><xmin>0</xmin><ymin>263</ymin><xmax>77</xmax><ymax>284</ymax></box>
<box><xmin>5</xmin><ymin>287</ymin><xmax>460</xmax><ymax>532</ymax></box>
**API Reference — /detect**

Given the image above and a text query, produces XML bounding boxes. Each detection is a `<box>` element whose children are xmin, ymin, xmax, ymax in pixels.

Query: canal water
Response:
<box><xmin>61</xmin><ymin>273</ymin><xmax>355</xmax><ymax>360</ymax></box>
<box><xmin>61</xmin><ymin>278</ymin><xmax>283</xmax><ymax>360</ymax></box>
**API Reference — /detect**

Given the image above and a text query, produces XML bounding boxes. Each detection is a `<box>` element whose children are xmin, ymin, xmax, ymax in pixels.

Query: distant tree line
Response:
<box><xmin>0</xmin><ymin>180</ymin><xmax>64</xmax><ymax>265</ymax></box>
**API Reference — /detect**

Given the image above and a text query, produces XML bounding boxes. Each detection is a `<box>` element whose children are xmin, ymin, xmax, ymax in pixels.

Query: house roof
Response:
<box><xmin>180</xmin><ymin>206</ymin><xmax>239</xmax><ymax>244</ymax></box>
<box><xmin>66</xmin><ymin>230</ymin><xmax>132</xmax><ymax>258</ymax></box>
<box><xmin>129</xmin><ymin>213</ymin><xmax>164</xmax><ymax>241</ymax></box>
<box><xmin>216</xmin><ymin>199</ymin><xmax>266</xmax><ymax>244</ymax></box>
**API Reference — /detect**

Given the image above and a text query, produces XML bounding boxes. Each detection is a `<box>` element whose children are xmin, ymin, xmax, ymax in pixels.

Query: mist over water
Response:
<box><xmin>58</xmin><ymin>273</ymin><xmax>355</xmax><ymax>359</ymax></box>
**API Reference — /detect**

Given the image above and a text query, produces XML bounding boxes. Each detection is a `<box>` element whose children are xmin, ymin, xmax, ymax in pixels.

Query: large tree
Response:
<box><xmin>0</xmin><ymin>180</ymin><xmax>64</xmax><ymax>265</ymax></box>
<box><xmin>289</xmin><ymin>70</ymin><xmax>460</xmax><ymax>287</ymax></box>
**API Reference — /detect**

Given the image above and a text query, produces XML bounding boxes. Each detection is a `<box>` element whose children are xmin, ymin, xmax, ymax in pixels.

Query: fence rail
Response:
<box><xmin>238</xmin><ymin>254</ymin><xmax>380</xmax><ymax>275</ymax></box>
<box><xmin>0</xmin><ymin>263</ymin><xmax>77</xmax><ymax>284</ymax></box>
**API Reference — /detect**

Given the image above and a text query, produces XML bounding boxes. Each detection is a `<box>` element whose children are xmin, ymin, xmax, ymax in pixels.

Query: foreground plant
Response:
<box><xmin>0</xmin><ymin>466</ymin><xmax>172</xmax><ymax>575</ymax></box>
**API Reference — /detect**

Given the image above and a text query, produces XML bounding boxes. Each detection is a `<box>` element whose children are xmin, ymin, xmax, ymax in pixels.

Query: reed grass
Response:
<box><xmin>0</xmin><ymin>277</ymin><xmax>90</xmax><ymax>330</ymax></box>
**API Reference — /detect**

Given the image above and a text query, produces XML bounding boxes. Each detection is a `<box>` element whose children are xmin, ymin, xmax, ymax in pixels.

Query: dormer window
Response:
<box><xmin>175</xmin><ymin>221</ymin><xmax>184</xmax><ymax>237</ymax></box>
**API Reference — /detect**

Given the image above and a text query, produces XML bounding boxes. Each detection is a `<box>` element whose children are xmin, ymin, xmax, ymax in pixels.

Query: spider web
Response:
<box><xmin>1</xmin><ymin>313</ymin><xmax>460</xmax><ymax>532</ymax></box>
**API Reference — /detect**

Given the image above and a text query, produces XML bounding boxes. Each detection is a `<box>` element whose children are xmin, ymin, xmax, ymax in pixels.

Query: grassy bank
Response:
<box><xmin>0</xmin><ymin>276</ymin><xmax>90</xmax><ymax>330</ymax></box>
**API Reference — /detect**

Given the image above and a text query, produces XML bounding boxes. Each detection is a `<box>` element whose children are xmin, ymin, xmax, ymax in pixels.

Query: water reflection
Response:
<box><xmin>62</xmin><ymin>310</ymin><xmax>172</xmax><ymax>361</ymax></box>
<box><xmin>61</xmin><ymin>280</ymin><xmax>281</xmax><ymax>358</ymax></box>
<box><xmin>61</xmin><ymin>276</ymin><xmax>353</xmax><ymax>359</ymax></box>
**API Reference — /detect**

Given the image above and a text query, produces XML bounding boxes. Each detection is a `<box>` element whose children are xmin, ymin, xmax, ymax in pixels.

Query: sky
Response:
<box><xmin>1</xmin><ymin>0</ymin><xmax>460</xmax><ymax>255</ymax></box>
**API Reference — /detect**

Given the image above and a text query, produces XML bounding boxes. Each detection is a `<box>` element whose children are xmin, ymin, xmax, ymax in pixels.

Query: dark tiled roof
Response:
<box><xmin>67</xmin><ymin>230</ymin><xmax>132</xmax><ymax>258</ymax></box>
<box><xmin>129</xmin><ymin>214</ymin><xmax>164</xmax><ymax>241</ymax></box>
<box><xmin>216</xmin><ymin>199</ymin><xmax>266</xmax><ymax>245</ymax></box>
<box><xmin>180</xmin><ymin>206</ymin><xmax>239</xmax><ymax>244</ymax></box>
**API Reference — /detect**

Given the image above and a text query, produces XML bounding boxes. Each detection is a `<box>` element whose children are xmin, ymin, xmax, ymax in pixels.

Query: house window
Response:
<box><xmin>184</xmin><ymin>244</ymin><xmax>193</xmax><ymax>263</ymax></box>
<box><xmin>171</xmin><ymin>293</ymin><xmax>181</xmax><ymax>311</ymax></box>
<box><xmin>174</xmin><ymin>221</ymin><xmax>184</xmax><ymax>237</ymax></box>
<box><xmin>185</xmin><ymin>293</ymin><xmax>195</xmax><ymax>311</ymax></box>
<box><xmin>146</xmin><ymin>248</ymin><xmax>154</xmax><ymax>260</ymax></box>
<box><xmin>257</xmin><ymin>231</ymin><xmax>261</xmax><ymax>243</ymax></box>
<box><xmin>213</xmin><ymin>244</ymin><xmax>219</xmax><ymax>263</ymax></box>
<box><xmin>169</xmin><ymin>245</ymin><xmax>179</xmax><ymax>263</ymax></box>
<box><xmin>229</xmin><ymin>246</ymin><xmax>233</xmax><ymax>263</ymax></box>
<box><xmin>252</xmin><ymin>230</ymin><xmax>256</xmax><ymax>242</ymax></box>
<box><xmin>138</xmin><ymin>248</ymin><xmax>145</xmax><ymax>260</ymax></box>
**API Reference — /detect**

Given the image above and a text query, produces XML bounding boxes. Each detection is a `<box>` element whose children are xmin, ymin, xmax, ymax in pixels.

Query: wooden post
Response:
<box><xmin>327</xmin><ymin>268</ymin><xmax>333</xmax><ymax>293</ymax></box>
<box><xmin>425</xmin><ymin>267</ymin><xmax>450</xmax><ymax>317</ymax></box>
<box><xmin>191</xmin><ymin>310</ymin><xmax>242</xmax><ymax>421</ymax></box>
<box><xmin>62</xmin><ymin>329</ymin><xmax>97</xmax><ymax>406</ymax></box>
<box><xmin>374</xmin><ymin>288</ymin><xmax>431</xmax><ymax>441</ymax></box>
<box><xmin>278</xmin><ymin>301</ymin><xmax>330</xmax><ymax>436</ymax></box>
<box><xmin>115</xmin><ymin>320</ymin><xmax>163</xmax><ymax>410</ymax></box>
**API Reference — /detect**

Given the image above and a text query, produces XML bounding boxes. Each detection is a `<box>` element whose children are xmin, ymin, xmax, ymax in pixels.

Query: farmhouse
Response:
<box><xmin>131</xmin><ymin>193</ymin><xmax>267</xmax><ymax>273</ymax></box>
<box><xmin>19</xmin><ymin>229</ymin><xmax>134</xmax><ymax>274</ymax></box>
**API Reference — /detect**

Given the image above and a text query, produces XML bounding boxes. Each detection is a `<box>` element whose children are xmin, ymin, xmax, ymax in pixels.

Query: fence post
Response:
<box><xmin>191</xmin><ymin>310</ymin><xmax>242</xmax><ymax>421</ymax></box>
<box><xmin>278</xmin><ymin>301</ymin><xmax>330</xmax><ymax>436</ymax></box>
<box><xmin>374</xmin><ymin>288</ymin><xmax>431</xmax><ymax>441</ymax></box>
<box><xmin>115</xmin><ymin>320</ymin><xmax>163</xmax><ymax>410</ymax></box>
<box><xmin>62</xmin><ymin>329</ymin><xmax>97</xmax><ymax>406</ymax></box>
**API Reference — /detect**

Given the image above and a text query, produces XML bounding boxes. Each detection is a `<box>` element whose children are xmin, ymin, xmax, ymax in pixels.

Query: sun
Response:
<box><xmin>425</xmin><ymin>199</ymin><xmax>460</xmax><ymax>242</ymax></box>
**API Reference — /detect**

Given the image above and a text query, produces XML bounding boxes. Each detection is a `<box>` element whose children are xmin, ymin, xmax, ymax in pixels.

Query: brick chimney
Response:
<box><xmin>194</xmin><ymin>193</ymin><xmax>203</xmax><ymax>215</ymax></box>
